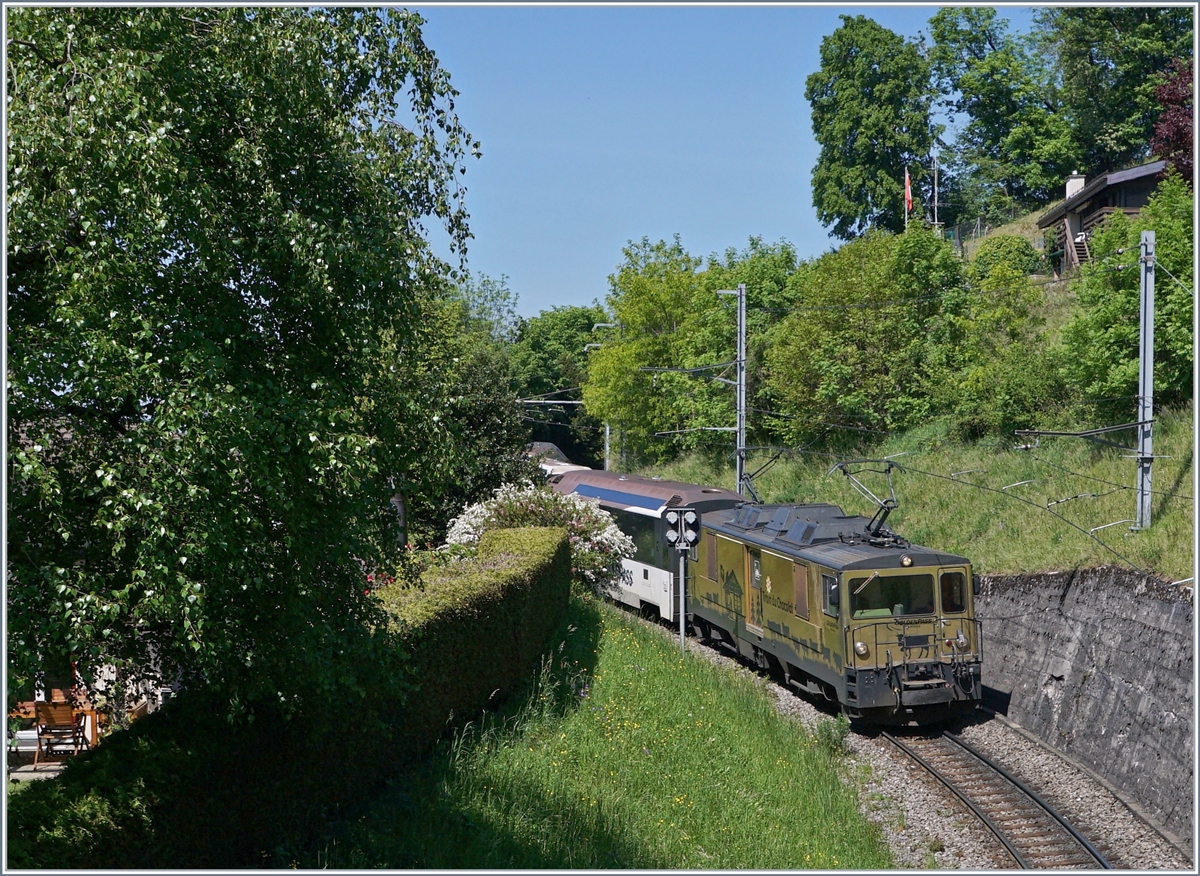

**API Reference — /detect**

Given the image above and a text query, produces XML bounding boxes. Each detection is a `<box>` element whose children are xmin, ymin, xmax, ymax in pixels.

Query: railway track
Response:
<box><xmin>882</xmin><ymin>729</ymin><xmax>1112</xmax><ymax>870</ymax></box>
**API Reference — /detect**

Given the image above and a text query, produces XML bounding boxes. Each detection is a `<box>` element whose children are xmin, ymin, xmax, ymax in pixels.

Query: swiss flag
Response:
<box><xmin>904</xmin><ymin>167</ymin><xmax>913</xmax><ymax>213</ymax></box>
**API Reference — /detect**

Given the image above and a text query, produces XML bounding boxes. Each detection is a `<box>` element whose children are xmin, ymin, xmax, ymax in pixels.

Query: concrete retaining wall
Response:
<box><xmin>977</xmin><ymin>566</ymin><xmax>1193</xmax><ymax>842</ymax></box>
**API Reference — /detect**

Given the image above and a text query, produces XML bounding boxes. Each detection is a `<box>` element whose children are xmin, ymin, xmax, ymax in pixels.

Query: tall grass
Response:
<box><xmin>297</xmin><ymin>597</ymin><xmax>892</xmax><ymax>869</ymax></box>
<box><xmin>655</xmin><ymin>403</ymin><xmax>1193</xmax><ymax>581</ymax></box>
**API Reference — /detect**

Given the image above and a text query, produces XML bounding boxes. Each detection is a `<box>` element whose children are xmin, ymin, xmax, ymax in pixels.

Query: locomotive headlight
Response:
<box><xmin>900</xmin><ymin>555</ymin><xmax>913</xmax><ymax>567</ymax></box>
<box><xmin>854</xmin><ymin>641</ymin><xmax>869</xmax><ymax>657</ymax></box>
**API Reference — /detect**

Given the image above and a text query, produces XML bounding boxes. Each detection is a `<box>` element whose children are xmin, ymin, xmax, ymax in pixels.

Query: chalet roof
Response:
<box><xmin>1037</xmin><ymin>160</ymin><xmax>1167</xmax><ymax>228</ymax></box>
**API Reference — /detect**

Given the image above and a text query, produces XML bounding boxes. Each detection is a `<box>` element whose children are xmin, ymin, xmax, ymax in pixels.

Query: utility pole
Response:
<box><xmin>644</xmin><ymin>285</ymin><xmax>748</xmax><ymax>495</ymax></box>
<box><xmin>933</xmin><ymin>150</ymin><xmax>939</xmax><ymax>228</ymax></box>
<box><xmin>717</xmin><ymin>283</ymin><xmax>748</xmax><ymax>496</ymax></box>
<box><xmin>589</xmin><ymin>323</ymin><xmax>621</xmax><ymax>473</ymax></box>
<box><xmin>1134</xmin><ymin>230</ymin><xmax>1155</xmax><ymax>530</ymax></box>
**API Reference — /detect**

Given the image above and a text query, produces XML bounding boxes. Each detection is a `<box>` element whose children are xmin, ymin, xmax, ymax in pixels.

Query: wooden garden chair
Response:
<box><xmin>33</xmin><ymin>701</ymin><xmax>88</xmax><ymax>768</ymax></box>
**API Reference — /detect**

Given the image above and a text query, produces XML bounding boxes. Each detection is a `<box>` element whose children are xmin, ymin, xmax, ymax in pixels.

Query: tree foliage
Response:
<box><xmin>581</xmin><ymin>237</ymin><xmax>800</xmax><ymax>469</ymax></box>
<box><xmin>928</xmin><ymin>8</ymin><xmax>1077</xmax><ymax>212</ymax></box>
<box><xmin>581</xmin><ymin>237</ymin><xmax>705</xmax><ymax>465</ymax></box>
<box><xmin>763</xmin><ymin>229</ymin><xmax>963</xmax><ymax>445</ymax></box>
<box><xmin>805</xmin><ymin>15</ymin><xmax>938</xmax><ymax>239</ymax></box>
<box><xmin>393</xmin><ymin>291</ymin><xmax>538</xmax><ymax>548</ymax></box>
<box><xmin>1150</xmin><ymin>58</ymin><xmax>1194</xmax><ymax>184</ymax></box>
<box><xmin>1037</xmin><ymin>7</ymin><xmax>1193</xmax><ymax>173</ymax></box>
<box><xmin>6</xmin><ymin>7</ymin><xmax>481</xmax><ymax>710</ymax></box>
<box><xmin>509</xmin><ymin>304</ymin><xmax>608</xmax><ymax>468</ymax></box>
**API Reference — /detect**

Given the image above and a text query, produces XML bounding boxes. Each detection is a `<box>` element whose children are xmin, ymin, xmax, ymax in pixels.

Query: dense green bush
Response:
<box><xmin>1058</xmin><ymin>173</ymin><xmax>1194</xmax><ymax>421</ymax></box>
<box><xmin>967</xmin><ymin>234</ymin><xmax>1046</xmax><ymax>284</ymax></box>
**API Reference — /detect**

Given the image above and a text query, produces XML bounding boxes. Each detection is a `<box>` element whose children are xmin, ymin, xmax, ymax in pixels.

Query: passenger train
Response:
<box><xmin>547</xmin><ymin>465</ymin><xmax>983</xmax><ymax>724</ymax></box>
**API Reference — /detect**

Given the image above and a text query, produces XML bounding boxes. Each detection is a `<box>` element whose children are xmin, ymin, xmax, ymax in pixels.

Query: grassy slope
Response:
<box><xmin>295</xmin><ymin>596</ymin><xmax>891</xmax><ymax>869</ymax></box>
<box><xmin>654</xmin><ymin>402</ymin><xmax>1193</xmax><ymax>582</ymax></box>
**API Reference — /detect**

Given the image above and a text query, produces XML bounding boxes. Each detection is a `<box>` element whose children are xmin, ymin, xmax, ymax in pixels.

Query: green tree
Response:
<box><xmin>449</xmin><ymin>272</ymin><xmax>521</xmax><ymax>342</ymax></box>
<box><xmin>806</xmin><ymin>15</ymin><xmax>938</xmax><ymax>239</ymax></box>
<box><xmin>687</xmin><ymin>239</ymin><xmax>800</xmax><ymax>461</ymax></box>
<box><xmin>928</xmin><ymin>8</ymin><xmax>1078</xmax><ymax>211</ymax></box>
<box><xmin>6</xmin><ymin>8</ymin><xmax>478</xmax><ymax>710</ymax></box>
<box><xmin>582</xmin><ymin>237</ymin><xmax>704</xmax><ymax>465</ymax></box>
<box><xmin>509</xmin><ymin>304</ymin><xmax>608</xmax><ymax>468</ymax></box>
<box><xmin>395</xmin><ymin>293</ymin><xmax>538</xmax><ymax>546</ymax></box>
<box><xmin>764</xmin><ymin>229</ymin><xmax>963</xmax><ymax>446</ymax></box>
<box><xmin>1036</xmin><ymin>7</ymin><xmax>1193</xmax><ymax>173</ymax></box>
<box><xmin>1057</xmin><ymin>174</ymin><xmax>1194</xmax><ymax>420</ymax></box>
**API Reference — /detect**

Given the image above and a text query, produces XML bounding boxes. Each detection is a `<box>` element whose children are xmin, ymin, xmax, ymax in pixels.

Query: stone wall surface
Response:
<box><xmin>977</xmin><ymin>566</ymin><xmax>1193</xmax><ymax>840</ymax></box>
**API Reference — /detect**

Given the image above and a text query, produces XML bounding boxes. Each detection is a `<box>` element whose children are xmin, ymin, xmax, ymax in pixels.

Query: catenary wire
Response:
<box><xmin>895</xmin><ymin>463</ymin><xmax>1154</xmax><ymax>578</ymax></box>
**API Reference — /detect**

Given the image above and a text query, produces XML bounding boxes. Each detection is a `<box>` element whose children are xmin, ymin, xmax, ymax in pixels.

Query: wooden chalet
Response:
<box><xmin>1037</xmin><ymin>159</ymin><xmax>1167</xmax><ymax>275</ymax></box>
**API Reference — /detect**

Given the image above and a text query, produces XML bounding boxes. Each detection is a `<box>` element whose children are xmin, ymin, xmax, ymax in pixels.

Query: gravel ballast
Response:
<box><xmin>683</xmin><ymin>634</ymin><xmax>1192</xmax><ymax>870</ymax></box>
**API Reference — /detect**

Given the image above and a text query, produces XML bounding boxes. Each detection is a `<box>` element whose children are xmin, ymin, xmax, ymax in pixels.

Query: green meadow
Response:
<box><xmin>295</xmin><ymin>596</ymin><xmax>891</xmax><ymax>869</ymax></box>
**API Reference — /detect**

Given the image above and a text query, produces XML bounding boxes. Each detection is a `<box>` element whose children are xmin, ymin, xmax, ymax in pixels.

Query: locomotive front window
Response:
<box><xmin>940</xmin><ymin>570</ymin><xmax>967</xmax><ymax>613</ymax></box>
<box><xmin>848</xmin><ymin>572</ymin><xmax>935</xmax><ymax>618</ymax></box>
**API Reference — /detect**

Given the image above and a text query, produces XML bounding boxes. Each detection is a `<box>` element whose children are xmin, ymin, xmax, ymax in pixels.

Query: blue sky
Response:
<box><xmin>413</xmin><ymin>4</ymin><xmax>1038</xmax><ymax>317</ymax></box>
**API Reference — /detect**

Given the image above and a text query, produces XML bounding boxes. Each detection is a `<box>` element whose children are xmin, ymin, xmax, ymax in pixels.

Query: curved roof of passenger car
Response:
<box><xmin>547</xmin><ymin>468</ymin><xmax>744</xmax><ymax>516</ymax></box>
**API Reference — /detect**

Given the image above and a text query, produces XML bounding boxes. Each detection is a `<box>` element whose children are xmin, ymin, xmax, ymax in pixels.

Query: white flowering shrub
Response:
<box><xmin>445</xmin><ymin>484</ymin><xmax>634</xmax><ymax>594</ymax></box>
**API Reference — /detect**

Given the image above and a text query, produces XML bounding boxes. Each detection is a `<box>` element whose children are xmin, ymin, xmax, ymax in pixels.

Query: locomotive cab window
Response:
<box><xmin>848</xmin><ymin>572</ymin><xmax>935</xmax><ymax>618</ymax></box>
<box><xmin>940</xmin><ymin>570</ymin><xmax>968</xmax><ymax>614</ymax></box>
<box><xmin>822</xmin><ymin>573</ymin><xmax>839</xmax><ymax>617</ymax></box>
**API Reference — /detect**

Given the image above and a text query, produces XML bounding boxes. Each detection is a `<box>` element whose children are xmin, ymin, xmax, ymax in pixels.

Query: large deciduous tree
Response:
<box><xmin>928</xmin><ymin>7</ymin><xmax>1078</xmax><ymax>213</ymax></box>
<box><xmin>1036</xmin><ymin>6</ymin><xmax>1193</xmax><ymax>173</ymax></box>
<box><xmin>806</xmin><ymin>15</ymin><xmax>938</xmax><ymax>239</ymax></box>
<box><xmin>582</xmin><ymin>236</ymin><xmax>704</xmax><ymax>466</ymax></box>
<box><xmin>6</xmin><ymin>8</ymin><xmax>479</xmax><ymax>711</ymax></box>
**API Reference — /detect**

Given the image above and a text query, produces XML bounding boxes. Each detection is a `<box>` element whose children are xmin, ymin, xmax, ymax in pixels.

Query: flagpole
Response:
<box><xmin>904</xmin><ymin>165</ymin><xmax>909</xmax><ymax>231</ymax></box>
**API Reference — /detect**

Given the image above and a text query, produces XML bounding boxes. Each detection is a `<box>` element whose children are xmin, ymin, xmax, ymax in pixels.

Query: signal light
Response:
<box><xmin>663</xmin><ymin>507</ymin><xmax>701</xmax><ymax>552</ymax></box>
<box><xmin>681</xmin><ymin>509</ymin><xmax>700</xmax><ymax>546</ymax></box>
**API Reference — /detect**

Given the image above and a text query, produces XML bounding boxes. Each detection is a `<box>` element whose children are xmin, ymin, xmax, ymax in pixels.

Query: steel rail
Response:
<box><xmin>945</xmin><ymin>731</ymin><xmax>1113</xmax><ymax>869</ymax></box>
<box><xmin>881</xmin><ymin>730</ymin><xmax>1031</xmax><ymax>869</ymax></box>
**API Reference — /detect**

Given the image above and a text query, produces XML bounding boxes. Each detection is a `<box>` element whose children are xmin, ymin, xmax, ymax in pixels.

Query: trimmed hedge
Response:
<box><xmin>381</xmin><ymin>526</ymin><xmax>572</xmax><ymax>752</ymax></box>
<box><xmin>6</xmin><ymin>527</ymin><xmax>571</xmax><ymax>868</ymax></box>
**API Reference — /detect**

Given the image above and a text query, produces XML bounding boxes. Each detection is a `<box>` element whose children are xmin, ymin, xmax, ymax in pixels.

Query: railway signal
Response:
<box><xmin>663</xmin><ymin>507</ymin><xmax>700</xmax><ymax>551</ymax></box>
<box><xmin>663</xmin><ymin>507</ymin><xmax>700</xmax><ymax>652</ymax></box>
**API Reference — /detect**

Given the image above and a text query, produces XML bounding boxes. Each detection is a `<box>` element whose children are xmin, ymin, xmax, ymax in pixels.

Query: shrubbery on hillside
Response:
<box><xmin>1058</xmin><ymin>172</ymin><xmax>1194</xmax><ymax>421</ymax></box>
